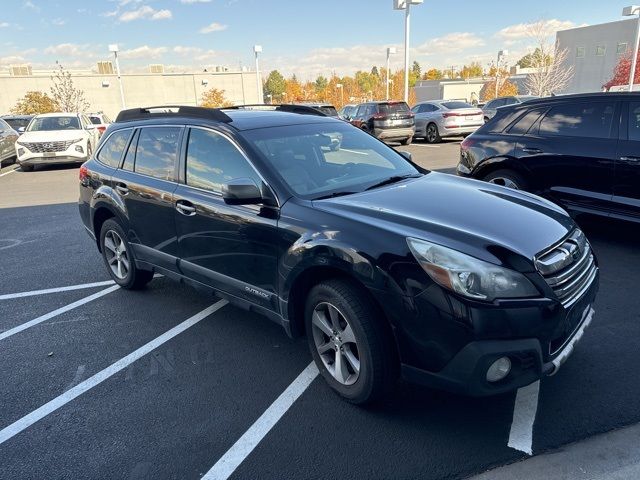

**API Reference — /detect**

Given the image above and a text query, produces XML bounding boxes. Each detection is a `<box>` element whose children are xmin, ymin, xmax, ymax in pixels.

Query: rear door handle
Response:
<box><xmin>115</xmin><ymin>183</ymin><xmax>129</xmax><ymax>195</ymax></box>
<box><xmin>176</xmin><ymin>200</ymin><xmax>196</xmax><ymax>216</ymax></box>
<box><xmin>620</xmin><ymin>156</ymin><xmax>640</xmax><ymax>163</ymax></box>
<box><xmin>138</xmin><ymin>192</ymin><xmax>153</xmax><ymax>199</ymax></box>
<box><xmin>522</xmin><ymin>147</ymin><xmax>543</xmax><ymax>154</ymax></box>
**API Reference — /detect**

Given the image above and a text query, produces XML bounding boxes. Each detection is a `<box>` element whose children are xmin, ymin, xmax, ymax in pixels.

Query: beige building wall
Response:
<box><xmin>0</xmin><ymin>71</ymin><xmax>261</xmax><ymax>118</ymax></box>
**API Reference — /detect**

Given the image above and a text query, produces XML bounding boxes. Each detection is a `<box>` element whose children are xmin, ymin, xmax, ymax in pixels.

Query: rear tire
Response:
<box><xmin>99</xmin><ymin>219</ymin><xmax>154</xmax><ymax>290</ymax></box>
<box><xmin>483</xmin><ymin>169</ymin><xmax>527</xmax><ymax>190</ymax></box>
<box><xmin>305</xmin><ymin>279</ymin><xmax>398</xmax><ymax>405</ymax></box>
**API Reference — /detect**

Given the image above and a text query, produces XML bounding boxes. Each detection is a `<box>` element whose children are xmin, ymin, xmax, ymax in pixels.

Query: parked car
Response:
<box><xmin>339</xmin><ymin>104</ymin><xmax>358</xmax><ymax>120</ymax></box>
<box><xmin>0</xmin><ymin>118</ymin><xmax>19</xmax><ymax>166</ymax></box>
<box><xmin>88</xmin><ymin>112</ymin><xmax>112</xmax><ymax>137</ymax></box>
<box><xmin>289</xmin><ymin>103</ymin><xmax>339</xmax><ymax>118</ymax></box>
<box><xmin>1</xmin><ymin>114</ymin><xmax>34</xmax><ymax>135</ymax></box>
<box><xmin>349</xmin><ymin>101</ymin><xmax>415</xmax><ymax>145</ymax></box>
<box><xmin>15</xmin><ymin>113</ymin><xmax>100</xmax><ymax>171</ymax></box>
<box><xmin>482</xmin><ymin>95</ymin><xmax>538</xmax><ymax>122</ymax></box>
<box><xmin>79</xmin><ymin>105</ymin><xmax>598</xmax><ymax>404</ymax></box>
<box><xmin>458</xmin><ymin>92</ymin><xmax>640</xmax><ymax>223</ymax></box>
<box><xmin>411</xmin><ymin>100</ymin><xmax>484</xmax><ymax>143</ymax></box>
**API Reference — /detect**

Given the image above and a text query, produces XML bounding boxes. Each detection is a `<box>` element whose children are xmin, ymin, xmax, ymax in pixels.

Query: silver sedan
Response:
<box><xmin>411</xmin><ymin>100</ymin><xmax>484</xmax><ymax>144</ymax></box>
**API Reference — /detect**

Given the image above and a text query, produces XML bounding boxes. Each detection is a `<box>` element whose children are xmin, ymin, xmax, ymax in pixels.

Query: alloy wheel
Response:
<box><xmin>427</xmin><ymin>125</ymin><xmax>437</xmax><ymax>142</ymax></box>
<box><xmin>103</xmin><ymin>230</ymin><xmax>130</xmax><ymax>280</ymax></box>
<box><xmin>488</xmin><ymin>177</ymin><xmax>520</xmax><ymax>190</ymax></box>
<box><xmin>311</xmin><ymin>302</ymin><xmax>360</xmax><ymax>385</ymax></box>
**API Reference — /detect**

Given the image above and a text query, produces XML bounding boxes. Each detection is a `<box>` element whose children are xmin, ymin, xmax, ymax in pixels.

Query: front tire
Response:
<box><xmin>305</xmin><ymin>279</ymin><xmax>398</xmax><ymax>405</ymax></box>
<box><xmin>100</xmin><ymin>219</ymin><xmax>153</xmax><ymax>290</ymax></box>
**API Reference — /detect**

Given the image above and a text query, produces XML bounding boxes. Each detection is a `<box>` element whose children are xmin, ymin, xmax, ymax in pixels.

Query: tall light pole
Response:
<box><xmin>253</xmin><ymin>45</ymin><xmax>263</xmax><ymax>102</ymax></box>
<box><xmin>108</xmin><ymin>44</ymin><xmax>126</xmax><ymax>110</ymax></box>
<box><xmin>495</xmin><ymin>49</ymin><xmax>508</xmax><ymax>99</ymax></box>
<box><xmin>336</xmin><ymin>83</ymin><xmax>343</xmax><ymax>106</ymax></box>
<box><xmin>386</xmin><ymin>47</ymin><xmax>397</xmax><ymax>100</ymax></box>
<box><xmin>623</xmin><ymin>6</ymin><xmax>640</xmax><ymax>91</ymax></box>
<box><xmin>394</xmin><ymin>0</ymin><xmax>423</xmax><ymax>102</ymax></box>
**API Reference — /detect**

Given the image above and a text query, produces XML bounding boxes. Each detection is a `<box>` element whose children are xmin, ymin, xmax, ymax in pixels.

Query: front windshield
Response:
<box><xmin>27</xmin><ymin>116</ymin><xmax>80</xmax><ymax>132</ymax></box>
<box><xmin>243</xmin><ymin>122</ymin><xmax>420</xmax><ymax>199</ymax></box>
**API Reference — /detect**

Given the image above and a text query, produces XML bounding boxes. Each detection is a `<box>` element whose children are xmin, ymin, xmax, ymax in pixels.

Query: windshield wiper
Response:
<box><xmin>365</xmin><ymin>174</ymin><xmax>421</xmax><ymax>191</ymax></box>
<box><xmin>313</xmin><ymin>191</ymin><xmax>357</xmax><ymax>200</ymax></box>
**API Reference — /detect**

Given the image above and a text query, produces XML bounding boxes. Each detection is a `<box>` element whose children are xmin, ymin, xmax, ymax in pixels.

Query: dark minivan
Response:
<box><xmin>349</xmin><ymin>101</ymin><xmax>415</xmax><ymax>145</ymax></box>
<box><xmin>458</xmin><ymin>92</ymin><xmax>640</xmax><ymax>223</ymax></box>
<box><xmin>80</xmin><ymin>105</ymin><xmax>598</xmax><ymax>404</ymax></box>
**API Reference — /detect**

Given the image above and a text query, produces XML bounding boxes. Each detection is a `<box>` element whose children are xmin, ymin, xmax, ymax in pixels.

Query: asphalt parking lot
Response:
<box><xmin>1</xmin><ymin>142</ymin><xmax>640</xmax><ymax>480</ymax></box>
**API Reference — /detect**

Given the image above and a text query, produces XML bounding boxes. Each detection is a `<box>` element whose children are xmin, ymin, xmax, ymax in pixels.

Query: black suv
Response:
<box><xmin>458</xmin><ymin>92</ymin><xmax>640</xmax><ymax>223</ymax></box>
<box><xmin>80</xmin><ymin>105</ymin><xmax>598</xmax><ymax>404</ymax></box>
<box><xmin>350</xmin><ymin>101</ymin><xmax>415</xmax><ymax>145</ymax></box>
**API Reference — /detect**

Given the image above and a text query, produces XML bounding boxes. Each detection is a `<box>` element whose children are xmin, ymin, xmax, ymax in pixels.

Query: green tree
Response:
<box><xmin>11</xmin><ymin>91</ymin><xmax>59</xmax><ymax>115</ymax></box>
<box><xmin>314</xmin><ymin>75</ymin><xmax>328</xmax><ymax>92</ymax></box>
<box><xmin>517</xmin><ymin>48</ymin><xmax>552</xmax><ymax>69</ymax></box>
<box><xmin>411</xmin><ymin>61</ymin><xmax>421</xmax><ymax>78</ymax></box>
<box><xmin>371</xmin><ymin>66</ymin><xmax>380</xmax><ymax>77</ymax></box>
<box><xmin>264</xmin><ymin>70</ymin><xmax>286</xmax><ymax>102</ymax></box>
<box><xmin>50</xmin><ymin>63</ymin><xmax>89</xmax><ymax>112</ymax></box>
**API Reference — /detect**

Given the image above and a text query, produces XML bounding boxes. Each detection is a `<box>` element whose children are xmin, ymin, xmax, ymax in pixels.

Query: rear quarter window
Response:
<box><xmin>378</xmin><ymin>102</ymin><xmax>409</xmax><ymax>114</ymax></box>
<box><xmin>97</xmin><ymin>129</ymin><xmax>132</xmax><ymax>168</ymax></box>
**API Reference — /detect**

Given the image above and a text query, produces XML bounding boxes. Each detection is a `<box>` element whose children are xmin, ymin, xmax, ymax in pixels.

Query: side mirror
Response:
<box><xmin>86</xmin><ymin>124</ymin><xmax>96</xmax><ymax>130</ymax></box>
<box><xmin>221</xmin><ymin>178</ymin><xmax>263</xmax><ymax>205</ymax></box>
<box><xmin>399</xmin><ymin>151</ymin><xmax>412</xmax><ymax>162</ymax></box>
<box><xmin>18</xmin><ymin>127</ymin><xmax>25</xmax><ymax>133</ymax></box>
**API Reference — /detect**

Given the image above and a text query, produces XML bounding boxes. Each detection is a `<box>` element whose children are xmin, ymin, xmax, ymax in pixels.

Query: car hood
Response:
<box><xmin>19</xmin><ymin>130</ymin><xmax>86</xmax><ymax>142</ymax></box>
<box><xmin>313</xmin><ymin>172</ymin><xmax>575</xmax><ymax>268</ymax></box>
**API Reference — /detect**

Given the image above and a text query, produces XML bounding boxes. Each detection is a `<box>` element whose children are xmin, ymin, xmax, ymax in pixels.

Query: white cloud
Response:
<box><xmin>44</xmin><ymin>43</ymin><xmax>91</xmax><ymax>57</ymax></box>
<box><xmin>119</xmin><ymin>5</ymin><xmax>172</xmax><ymax>22</ymax></box>
<box><xmin>199</xmin><ymin>22</ymin><xmax>227</xmax><ymax>33</ymax></box>
<box><xmin>52</xmin><ymin>18</ymin><xmax>66</xmax><ymax>26</ymax></box>
<box><xmin>23</xmin><ymin>1</ymin><xmax>40</xmax><ymax>12</ymax></box>
<box><xmin>496</xmin><ymin>19</ymin><xmax>578</xmax><ymax>42</ymax></box>
<box><xmin>180</xmin><ymin>0</ymin><xmax>212</xmax><ymax>3</ymax></box>
<box><xmin>415</xmin><ymin>32</ymin><xmax>485</xmax><ymax>56</ymax></box>
<box><xmin>0</xmin><ymin>55</ymin><xmax>28</xmax><ymax>66</ymax></box>
<box><xmin>120</xmin><ymin>45</ymin><xmax>169</xmax><ymax>59</ymax></box>
<box><xmin>0</xmin><ymin>22</ymin><xmax>9</xmax><ymax>28</ymax></box>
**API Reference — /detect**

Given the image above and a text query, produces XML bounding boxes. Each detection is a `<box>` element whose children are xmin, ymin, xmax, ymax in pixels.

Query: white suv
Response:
<box><xmin>15</xmin><ymin>113</ymin><xmax>100</xmax><ymax>171</ymax></box>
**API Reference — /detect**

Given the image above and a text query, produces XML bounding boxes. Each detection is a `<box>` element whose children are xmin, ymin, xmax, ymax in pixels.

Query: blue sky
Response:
<box><xmin>0</xmin><ymin>0</ymin><xmax>636</xmax><ymax>79</ymax></box>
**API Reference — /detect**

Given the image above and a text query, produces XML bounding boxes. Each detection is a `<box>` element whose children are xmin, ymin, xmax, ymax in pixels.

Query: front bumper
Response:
<box><xmin>16</xmin><ymin>146</ymin><xmax>88</xmax><ymax>166</ymax></box>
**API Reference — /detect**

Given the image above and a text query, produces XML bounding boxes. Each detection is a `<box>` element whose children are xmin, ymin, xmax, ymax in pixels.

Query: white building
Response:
<box><xmin>556</xmin><ymin>18</ymin><xmax>637</xmax><ymax>93</ymax></box>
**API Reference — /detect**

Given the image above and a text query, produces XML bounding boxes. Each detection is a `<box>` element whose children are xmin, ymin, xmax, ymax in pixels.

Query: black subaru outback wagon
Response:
<box><xmin>79</xmin><ymin>105</ymin><xmax>598</xmax><ymax>404</ymax></box>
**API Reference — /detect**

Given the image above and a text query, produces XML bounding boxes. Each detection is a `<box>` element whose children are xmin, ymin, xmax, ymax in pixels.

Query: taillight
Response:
<box><xmin>372</xmin><ymin>113</ymin><xmax>387</xmax><ymax>120</ymax></box>
<box><xmin>443</xmin><ymin>112</ymin><xmax>462</xmax><ymax>118</ymax></box>
<box><xmin>97</xmin><ymin>126</ymin><xmax>106</xmax><ymax>133</ymax></box>
<box><xmin>460</xmin><ymin>136</ymin><xmax>475</xmax><ymax>150</ymax></box>
<box><xmin>79</xmin><ymin>164</ymin><xmax>89</xmax><ymax>182</ymax></box>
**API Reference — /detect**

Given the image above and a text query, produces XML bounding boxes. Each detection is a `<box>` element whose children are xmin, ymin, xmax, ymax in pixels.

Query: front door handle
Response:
<box><xmin>620</xmin><ymin>156</ymin><xmax>640</xmax><ymax>163</ymax></box>
<box><xmin>522</xmin><ymin>147</ymin><xmax>543</xmax><ymax>154</ymax></box>
<box><xmin>115</xmin><ymin>183</ymin><xmax>129</xmax><ymax>195</ymax></box>
<box><xmin>176</xmin><ymin>200</ymin><xmax>196</xmax><ymax>216</ymax></box>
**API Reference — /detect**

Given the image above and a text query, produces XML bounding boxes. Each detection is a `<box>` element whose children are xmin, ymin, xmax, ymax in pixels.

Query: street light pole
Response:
<box><xmin>336</xmin><ymin>83</ymin><xmax>343</xmax><ymax>106</ymax></box>
<box><xmin>624</xmin><ymin>6</ymin><xmax>640</xmax><ymax>91</ymax></box>
<box><xmin>253</xmin><ymin>45</ymin><xmax>263</xmax><ymax>102</ymax></box>
<box><xmin>109</xmin><ymin>44</ymin><xmax>126</xmax><ymax>110</ymax></box>
<box><xmin>495</xmin><ymin>49</ymin><xmax>508</xmax><ymax>99</ymax></box>
<box><xmin>394</xmin><ymin>0</ymin><xmax>422</xmax><ymax>103</ymax></box>
<box><xmin>386</xmin><ymin>47</ymin><xmax>396</xmax><ymax>100</ymax></box>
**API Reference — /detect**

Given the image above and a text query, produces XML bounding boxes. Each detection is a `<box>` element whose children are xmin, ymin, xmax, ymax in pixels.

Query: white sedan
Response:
<box><xmin>15</xmin><ymin>113</ymin><xmax>100</xmax><ymax>171</ymax></box>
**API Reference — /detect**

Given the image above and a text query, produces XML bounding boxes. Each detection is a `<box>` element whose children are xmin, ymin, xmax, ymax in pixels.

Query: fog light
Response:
<box><xmin>486</xmin><ymin>357</ymin><xmax>511</xmax><ymax>382</ymax></box>
<box><xmin>75</xmin><ymin>145</ymin><xmax>84</xmax><ymax>153</ymax></box>
<box><xmin>17</xmin><ymin>148</ymin><xmax>25</xmax><ymax>156</ymax></box>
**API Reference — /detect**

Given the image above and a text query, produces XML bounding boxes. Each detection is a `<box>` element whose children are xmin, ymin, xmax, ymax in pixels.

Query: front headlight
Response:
<box><xmin>407</xmin><ymin>238</ymin><xmax>539</xmax><ymax>301</ymax></box>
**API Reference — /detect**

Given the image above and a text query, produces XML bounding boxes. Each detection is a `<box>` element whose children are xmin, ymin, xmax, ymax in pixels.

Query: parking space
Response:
<box><xmin>1</xmin><ymin>159</ymin><xmax>639</xmax><ymax>479</ymax></box>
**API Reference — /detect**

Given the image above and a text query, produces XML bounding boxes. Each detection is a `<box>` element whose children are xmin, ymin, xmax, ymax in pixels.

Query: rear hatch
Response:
<box><xmin>373</xmin><ymin>102</ymin><xmax>415</xmax><ymax>129</ymax></box>
<box><xmin>440</xmin><ymin>101</ymin><xmax>484</xmax><ymax>128</ymax></box>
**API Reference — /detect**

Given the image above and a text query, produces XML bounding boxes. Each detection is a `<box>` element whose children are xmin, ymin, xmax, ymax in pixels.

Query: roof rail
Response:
<box><xmin>115</xmin><ymin>105</ymin><xmax>232</xmax><ymax>123</ymax></box>
<box><xmin>222</xmin><ymin>104</ymin><xmax>327</xmax><ymax>117</ymax></box>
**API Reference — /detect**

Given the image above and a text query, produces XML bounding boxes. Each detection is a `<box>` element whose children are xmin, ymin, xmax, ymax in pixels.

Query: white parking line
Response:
<box><xmin>411</xmin><ymin>144</ymin><xmax>441</xmax><ymax>148</ymax></box>
<box><xmin>202</xmin><ymin>362</ymin><xmax>319</xmax><ymax>480</ymax></box>
<box><xmin>0</xmin><ymin>285</ymin><xmax>120</xmax><ymax>341</ymax></box>
<box><xmin>0</xmin><ymin>167</ymin><xmax>17</xmax><ymax>178</ymax></box>
<box><xmin>0</xmin><ymin>300</ymin><xmax>228</xmax><ymax>446</ymax></box>
<box><xmin>0</xmin><ymin>280</ymin><xmax>116</xmax><ymax>300</ymax></box>
<box><xmin>508</xmin><ymin>380</ymin><xmax>540</xmax><ymax>455</ymax></box>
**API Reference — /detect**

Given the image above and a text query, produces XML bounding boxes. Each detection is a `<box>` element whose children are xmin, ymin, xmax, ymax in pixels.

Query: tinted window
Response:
<box><xmin>89</xmin><ymin>116</ymin><xmax>102</xmax><ymax>124</ymax></box>
<box><xmin>539</xmin><ymin>102</ymin><xmax>615</xmax><ymax>139</ymax></box>
<box><xmin>378</xmin><ymin>102</ymin><xmax>409</xmax><ymax>114</ymax></box>
<box><xmin>0</xmin><ymin>119</ymin><xmax>10</xmax><ymax>131</ymax></box>
<box><xmin>316</xmin><ymin>106</ymin><xmax>338</xmax><ymax>117</ymax></box>
<box><xmin>488</xmin><ymin>99</ymin><xmax>505</xmax><ymax>108</ymax></box>
<box><xmin>486</xmin><ymin>108</ymin><xmax>522</xmax><ymax>133</ymax></box>
<box><xmin>186</xmin><ymin>128</ymin><xmax>261</xmax><ymax>193</ymax></box>
<box><xmin>502</xmin><ymin>98</ymin><xmax>517</xmax><ymax>106</ymax></box>
<box><xmin>134</xmin><ymin>127</ymin><xmax>181</xmax><ymax>180</ymax></box>
<box><xmin>508</xmin><ymin>109</ymin><xmax>545</xmax><ymax>135</ymax></box>
<box><xmin>355</xmin><ymin>105</ymin><xmax>367</xmax><ymax>117</ymax></box>
<box><xmin>4</xmin><ymin>118</ymin><xmax>30</xmax><ymax>130</ymax></box>
<box><xmin>442</xmin><ymin>101</ymin><xmax>473</xmax><ymax>109</ymax></box>
<box><xmin>97</xmin><ymin>130</ymin><xmax>131</xmax><ymax>168</ymax></box>
<box><xmin>28</xmin><ymin>116</ymin><xmax>80</xmax><ymax>131</ymax></box>
<box><xmin>121</xmin><ymin>130</ymin><xmax>139</xmax><ymax>171</ymax></box>
<box><xmin>629</xmin><ymin>102</ymin><xmax>640</xmax><ymax>141</ymax></box>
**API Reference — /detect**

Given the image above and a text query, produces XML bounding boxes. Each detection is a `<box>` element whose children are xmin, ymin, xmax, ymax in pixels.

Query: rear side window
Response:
<box><xmin>485</xmin><ymin>109</ymin><xmax>522</xmax><ymax>133</ymax></box>
<box><xmin>508</xmin><ymin>109</ymin><xmax>546</xmax><ymax>135</ymax></box>
<box><xmin>378</xmin><ymin>102</ymin><xmax>409</xmax><ymax>114</ymax></box>
<box><xmin>97</xmin><ymin>130</ymin><xmax>131</xmax><ymax>167</ymax></box>
<box><xmin>133</xmin><ymin>127</ymin><xmax>181</xmax><ymax>181</ymax></box>
<box><xmin>185</xmin><ymin>128</ymin><xmax>261</xmax><ymax>193</ymax></box>
<box><xmin>628</xmin><ymin>102</ymin><xmax>640</xmax><ymax>141</ymax></box>
<box><xmin>539</xmin><ymin>102</ymin><xmax>615</xmax><ymax>139</ymax></box>
<box><xmin>89</xmin><ymin>116</ymin><xmax>101</xmax><ymax>124</ymax></box>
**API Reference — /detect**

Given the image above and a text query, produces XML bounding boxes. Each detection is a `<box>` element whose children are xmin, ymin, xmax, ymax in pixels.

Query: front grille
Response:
<box><xmin>535</xmin><ymin>230</ymin><xmax>597</xmax><ymax>309</ymax></box>
<box><xmin>21</xmin><ymin>140</ymin><xmax>75</xmax><ymax>153</ymax></box>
